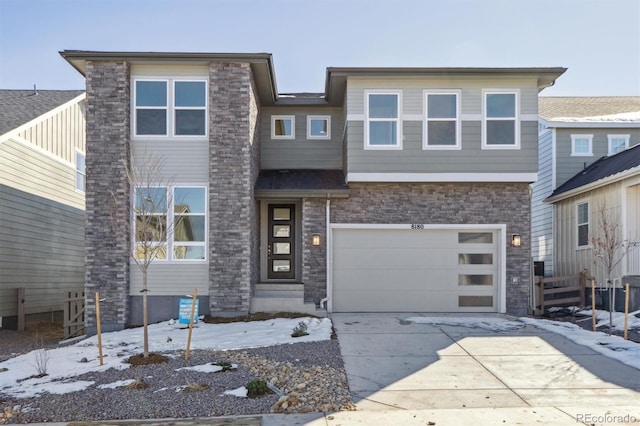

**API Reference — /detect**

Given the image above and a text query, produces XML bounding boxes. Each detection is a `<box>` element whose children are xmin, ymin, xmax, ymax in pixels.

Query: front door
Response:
<box><xmin>268</xmin><ymin>204</ymin><xmax>295</xmax><ymax>280</ymax></box>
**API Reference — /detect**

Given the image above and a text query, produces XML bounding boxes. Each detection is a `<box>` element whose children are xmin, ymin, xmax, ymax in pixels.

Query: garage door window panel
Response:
<box><xmin>459</xmin><ymin>253</ymin><xmax>493</xmax><ymax>264</ymax></box>
<box><xmin>459</xmin><ymin>274</ymin><xmax>493</xmax><ymax>286</ymax></box>
<box><xmin>458</xmin><ymin>232</ymin><xmax>493</xmax><ymax>244</ymax></box>
<box><xmin>459</xmin><ymin>296</ymin><xmax>493</xmax><ymax>307</ymax></box>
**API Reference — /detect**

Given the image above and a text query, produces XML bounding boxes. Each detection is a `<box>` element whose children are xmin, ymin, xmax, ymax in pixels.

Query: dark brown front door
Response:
<box><xmin>268</xmin><ymin>204</ymin><xmax>295</xmax><ymax>280</ymax></box>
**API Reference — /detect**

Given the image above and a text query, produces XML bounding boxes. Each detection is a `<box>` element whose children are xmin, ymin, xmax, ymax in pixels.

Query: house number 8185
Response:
<box><xmin>411</xmin><ymin>224</ymin><xmax>424</xmax><ymax>229</ymax></box>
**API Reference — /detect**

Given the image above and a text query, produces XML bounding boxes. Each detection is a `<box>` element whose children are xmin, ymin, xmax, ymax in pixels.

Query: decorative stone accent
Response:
<box><xmin>301</xmin><ymin>199</ymin><xmax>327</xmax><ymax>305</ymax></box>
<box><xmin>84</xmin><ymin>61</ymin><xmax>131</xmax><ymax>333</ymax></box>
<box><xmin>307</xmin><ymin>182</ymin><xmax>531</xmax><ymax>315</ymax></box>
<box><xmin>208</xmin><ymin>63</ymin><xmax>260</xmax><ymax>315</ymax></box>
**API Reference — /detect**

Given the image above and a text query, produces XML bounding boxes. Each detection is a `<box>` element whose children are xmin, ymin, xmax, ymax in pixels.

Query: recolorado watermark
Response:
<box><xmin>576</xmin><ymin>413</ymin><xmax>638</xmax><ymax>423</ymax></box>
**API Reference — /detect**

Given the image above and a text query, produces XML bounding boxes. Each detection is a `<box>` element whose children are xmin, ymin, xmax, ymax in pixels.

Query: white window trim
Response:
<box><xmin>271</xmin><ymin>115</ymin><xmax>296</xmax><ymax>139</ymax></box>
<box><xmin>75</xmin><ymin>149</ymin><xmax>85</xmax><ymax>193</ymax></box>
<box><xmin>132</xmin><ymin>77</ymin><xmax>208</xmax><ymax>139</ymax></box>
<box><xmin>607</xmin><ymin>134</ymin><xmax>630</xmax><ymax>155</ymax></box>
<box><xmin>307</xmin><ymin>115</ymin><xmax>331</xmax><ymax>140</ymax></box>
<box><xmin>423</xmin><ymin>89</ymin><xmax>461</xmax><ymax>150</ymax></box>
<box><xmin>364</xmin><ymin>90</ymin><xmax>403</xmax><ymax>150</ymax></box>
<box><xmin>576</xmin><ymin>200</ymin><xmax>590</xmax><ymax>249</ymax></box>
<box><xmin>132</xmin><ymin>185</ymin><xmax>208</xmax><ymax>263</ymax></box>
<box><xmin>570</xmin><ymin>134</ymin><xmax>593</xmax><ymax>156</ymax></box>
<box><xmin>481</xmin><ymin>89</ymin><xmax>520</xmax><ymax>150</ymax></box>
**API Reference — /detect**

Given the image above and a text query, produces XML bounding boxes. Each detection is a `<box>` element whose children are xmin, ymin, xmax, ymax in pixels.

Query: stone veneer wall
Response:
<box><xmin>84</xmin><ymin>61</ymin><xmax>131</xmax><ymax>333</ymax></box>
<box><xmin>209</xmin><ymin>63</ymin><xmax>260</xmax><ymax>315</ymax></box>
<box><xmin>302</xmin><ymin>198</ymin><xmax>328</xmax><ymax>304</ymax></box>
<box><xmin>304</xmin><ymin>182</ymin><xmax>531</xmax><ymax>315</ymax></box>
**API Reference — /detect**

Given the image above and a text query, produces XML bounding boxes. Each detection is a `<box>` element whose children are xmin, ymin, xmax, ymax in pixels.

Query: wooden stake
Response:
<box><xmin>95</xmin><ymin>292</ymin><xmax>104</xmax><ymax>366</ymax></box>
<box><xmin>591</xmin><ymin>279</ymin><xmax>596</xmax><ymax>332</ymax></box>
<box><xmin>624</xmin><ymin>283</ymin><xmax>630</xmax><ymax>340</ymax></box>
<box><xmin>185</xmin><ymin>289</ymin><xmax>197</xmax><ymax>361</ymax></box>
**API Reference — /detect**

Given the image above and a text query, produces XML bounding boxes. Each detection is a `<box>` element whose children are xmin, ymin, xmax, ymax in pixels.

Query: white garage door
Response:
<box><xmin>332</xmin><ymin>227</ymin><xmax>501</xmax><ymax>312</ymax></box>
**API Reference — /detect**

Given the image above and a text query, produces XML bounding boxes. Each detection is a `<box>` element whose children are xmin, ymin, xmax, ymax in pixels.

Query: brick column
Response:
<box><xmin>84</xmin><ymin>61</ymin><xmax>131</xmax><ymax>334</ymax></box>
<box><xmin>208</xmin><ymin>63</ymin><xmax>260</xmax><ymax>315</ymax></box>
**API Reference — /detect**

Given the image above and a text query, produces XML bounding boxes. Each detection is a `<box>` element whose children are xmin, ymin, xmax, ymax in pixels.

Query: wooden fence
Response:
<box><xmin>535</xmin><ymin>271</ymin><xmax>587</xmax><ymax>315</ymax></box>
<box><xmin>63</xmin><ymin>290</ymin><xmax>85</xmax><ymax>338</ymax></box>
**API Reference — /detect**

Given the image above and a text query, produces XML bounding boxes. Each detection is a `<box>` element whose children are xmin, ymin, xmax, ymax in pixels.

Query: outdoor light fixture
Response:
<box><xmin>312</xmin><ymin>233</ymin><xmax>321</xmax><ymax>246</ymax></box>
<box><xmin>512</xmin><ymin>234</ymin><xmax>522</xmax><ymax>247</ymax></box>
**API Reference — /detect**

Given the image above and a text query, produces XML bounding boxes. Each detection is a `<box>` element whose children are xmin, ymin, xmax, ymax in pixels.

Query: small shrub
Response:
<box><xmin>246</xmin><ymin>380</ymin><xmax>272</xmax><ymax>398</ymax></box>
<box><xmin>291</xmin><ymin>321</ymin><xmax>309</xmax><ymax>338</ymax></box>
<box><xmin>32</xmin><ymin>339</ymin><xmax>50</xmax><ymax>377</ymax></box>
<box><xmin>126</xmin><ymin>379</ymin><xmax>149</xmax><ymax>390</ymax></box>
<box><xmin>213</xmin><ymin>361</ymin><xmax>234</xmax><ymax>371</ymax></box>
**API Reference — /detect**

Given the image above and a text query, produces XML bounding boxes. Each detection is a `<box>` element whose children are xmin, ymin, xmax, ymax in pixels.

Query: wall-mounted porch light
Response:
<box><xmin>312</xmin><ymin>233</ymin><xmax>321</xmax><ymax>246</ymax></box>
<box><xmin>512</xmin><ymin>234</ymin><xmax>522</xmax><ymax>247</ymax></box>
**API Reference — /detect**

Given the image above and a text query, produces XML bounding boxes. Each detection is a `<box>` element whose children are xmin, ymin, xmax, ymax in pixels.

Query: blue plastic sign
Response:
<box><xmin>178</xmin><ymin>298</ymin><xmax>199</xmax><ymax>324</ymax></box>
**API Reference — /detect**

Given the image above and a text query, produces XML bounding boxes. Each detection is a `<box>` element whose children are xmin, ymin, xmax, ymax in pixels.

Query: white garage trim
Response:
<box><xmin>327</xmin><ymin>223</ymin><xmax>507</xmax><ymax>313</ymax></box>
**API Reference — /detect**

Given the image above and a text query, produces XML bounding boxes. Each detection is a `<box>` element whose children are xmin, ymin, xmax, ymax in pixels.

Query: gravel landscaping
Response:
<box><xmin>0</xmin><ymin>322</ymin><xmax>355</xmax><ymax>424</ymax></box>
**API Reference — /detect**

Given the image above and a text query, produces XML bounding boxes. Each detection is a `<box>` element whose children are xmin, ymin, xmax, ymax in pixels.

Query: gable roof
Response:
<box><xmin>546</xmin><ymin>144</ymin><xmax>640</xmax><ymax>203</ymax></box>
<box><xmin>539</xmin><ymin>97</ymin><xmax>640</xmax><ymax>125</ymax></box>
<box><xmin>0</xmin><ymin>89</ymin><xmax>85</xmax><ymax>135</ymax></box>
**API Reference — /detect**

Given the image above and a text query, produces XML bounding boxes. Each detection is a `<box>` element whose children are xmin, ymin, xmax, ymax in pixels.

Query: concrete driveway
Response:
<box><xmin>332</xmin><ymin>313</ymin><xmax>640</xmax><ymax>425</ymax></box>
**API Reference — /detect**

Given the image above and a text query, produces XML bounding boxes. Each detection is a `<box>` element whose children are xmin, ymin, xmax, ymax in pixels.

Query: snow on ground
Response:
<box><xmin>548</xmin><ymin>307</ymin><xmax>640</xmax><ymax>330</ymax></box>
<box><xmin>0</xmin><ymin>317</ymin><xmax>331</xmax><ymax>398</ymax></box>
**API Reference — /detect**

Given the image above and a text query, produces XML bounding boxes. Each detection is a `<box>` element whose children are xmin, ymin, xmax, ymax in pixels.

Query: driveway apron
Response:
<box><xmin>332</xmin><ymin>313</ymin><xmax>640</xmax><ymax>421</ymax></box>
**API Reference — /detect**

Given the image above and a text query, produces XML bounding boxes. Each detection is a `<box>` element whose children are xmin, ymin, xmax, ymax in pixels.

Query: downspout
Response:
<box><xmin>320</xmin><ymin>195</ymin><xmax>331</xmax><ymax>311</ymax></box>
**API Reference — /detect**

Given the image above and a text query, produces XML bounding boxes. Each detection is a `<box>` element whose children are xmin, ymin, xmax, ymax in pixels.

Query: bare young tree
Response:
<box><xmin>111</xmin><ymin>150</ymin><xmax>176</xmax><ymax>358</ymax></box>
<box><xmin>590</xmin><ymin>199</ymin><xmax>638</xmax><ymax>333</ymax></box>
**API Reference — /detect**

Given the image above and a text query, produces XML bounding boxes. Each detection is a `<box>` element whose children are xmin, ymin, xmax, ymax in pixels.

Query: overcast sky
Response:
<box><xmin>0</xmin><ymin>0</ymin><xmax>638</xmax><ymax>96</ymax></box>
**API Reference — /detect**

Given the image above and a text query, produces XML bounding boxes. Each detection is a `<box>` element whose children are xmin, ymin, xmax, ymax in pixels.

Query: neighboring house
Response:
<box><xmin>61</xmin><ymin>50</ymin><xmax>565</xmax><ymax>333</ymax></box>
<box><xmin>0</xmin><ymin>89</ymin><xmax>86</xmax><ymax>328</ymax></box>
<box><xmin>544</xmin><ymin>144</ymin><xmax>640</xmax><ymax>286</ymax></box>
<box><xmin>532</xmin><ymin>97</ymin><xmax>640</xmax><ymax>277</ymax></box>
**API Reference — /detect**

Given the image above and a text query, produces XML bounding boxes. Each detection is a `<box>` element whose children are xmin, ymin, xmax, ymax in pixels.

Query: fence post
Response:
<box><xmin>537</xmin><ymin>276</ymin><xmax>545</xmax><ymax>315</ymax></box>
<box><xmin>17</xmin><ymin>288</ymin><xmax>25</xmax><ymax>331</ymax></box>
<box><xmin>579</xmin><ymin>270</ymin><xmax>587</xmax><ymax>306</ymax></box>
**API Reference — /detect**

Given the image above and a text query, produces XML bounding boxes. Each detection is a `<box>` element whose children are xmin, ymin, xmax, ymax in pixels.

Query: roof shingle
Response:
<box><xmin>539</xmin><ymin>96</ymin><xmax>640</xmax><ymax>121</ymax></box>
<box><xmin>0</xmin><ymin>89</ymin><xmax>84</xmax><ymax>135</ymax></box>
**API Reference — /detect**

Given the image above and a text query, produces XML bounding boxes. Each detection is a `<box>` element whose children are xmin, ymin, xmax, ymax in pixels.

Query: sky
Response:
<box><xmin>0</xmin><ymin>0</ymin><xmax>639</xmax><ymax>96</ymax></box>
<box><xmin>0</xmin><ymin>313</ymin><xmax>638</xmax><ymax>399</ymax></box>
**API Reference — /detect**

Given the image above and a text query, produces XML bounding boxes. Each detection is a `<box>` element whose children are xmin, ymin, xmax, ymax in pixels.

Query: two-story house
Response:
<box><xmin>532</xmin><ymin>97</ymin><xmax>640</xmax><ymax>279</ymax></box>
<box><xmin>0</xmin><ymin>89</ymin><xmax>86</xmax><ymax>328</ymax></box>
<box><xmin>61</xmin><ymin>51</ymin><xmax>565</xmax><ymax>333</ymax></box>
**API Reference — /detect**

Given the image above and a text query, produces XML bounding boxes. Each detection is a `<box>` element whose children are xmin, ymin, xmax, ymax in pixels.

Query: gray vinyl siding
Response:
<box><xmin>0</xmin><ymin>185</ymin><xmax>84</xmax><ymax>317</ymax></box>
<box><xmin>346</xmin><ymin>76</ymin><xmax>540</xmax><ymax>115</ymax></box>
<box><xmin>130</xmin><ymin>263</ymin><xmax>208</xmax><ymax>295</ymax></box>
<box><xmin>555</xmin><ymin>128</ymin><xmax>640</xmax><ymax>187</ymax></box>
<box><xmin>261</xmin><ymin>107</ymin><xmax>343</xmax><ymax>169</ymax></box>
<box><xmin>344</xmin><ymin>76</ymin><xmax>539</xmax><ymax>175</ymax></box>
<box><xmin>346</xmin><ymin>121</ymin><xmax>538</xmax><ymax>174</ymax></box>
<box><xmin>531</xmin><ymin>128</ymin><xmax>554</xmax><ymax>276</ymax></box>
<box><xmin>131</xmin><ymin>140</ymin><xmax>209</xmax><ymax>182</ymax></box>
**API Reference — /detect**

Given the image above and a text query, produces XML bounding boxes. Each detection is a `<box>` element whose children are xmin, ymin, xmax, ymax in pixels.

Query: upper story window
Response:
<box><xmin>133</xmin><ymin>185</ymin><xmax>207</xmax><ymax>262</ymax></box>
<box><xmin>272</xmin><ymin>115</ymin><xmax>295</xmax><ymax>139</ymax></box>
<box><xmin>133</xmin><ymin>79</ymin><xmax>207</xmax><ymax>137</ymax></box>
<box><xmin>576</xmin><ymin>201</ymin><xmax>589</xmax><ymax>248</ymax></box>
<box><xmin>424</xmin><ymin>91</ymin><xmax>460</xmax><ymax>149</ymax></box>
<box><xmin>608</xmin><ymin>134</ymin><xmax>630</xmax><ymax>155</ymax></box>
<box><xmin>483</xmin><ymin>91</ymin><xmax>519</xmax><ymax>149</ymax></box>
<box><xmin>75</xmin><ymin>150</ymin><xmax>85</xmax><ymax>192</ymax></box>
<box><xmin>571</xmin><ymin>134</ymin><xmax>593</xmax><ymax>156</ymax></box>
<box><xmin>365</xmin><ymin>91</ymin><xmax>401</xmax><ymax>149</ymax></box>
<box><xmin>307</xmin><ymin>115</ymin><xmax>331</xmax><ymax>139</ymax></box>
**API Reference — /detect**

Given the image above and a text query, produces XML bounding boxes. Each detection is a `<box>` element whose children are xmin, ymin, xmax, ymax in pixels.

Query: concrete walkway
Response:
<box><xmin>330</xmin><ymin>313</ymin><xmax>640</xmax><ymax>425</ymax></box>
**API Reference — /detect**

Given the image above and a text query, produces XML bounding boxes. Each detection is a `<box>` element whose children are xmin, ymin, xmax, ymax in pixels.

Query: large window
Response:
<box><xmin>133</xmin><ymin>186</ymin><xmax>207</xmax><ymax>261</ymax></box>
<box><xmin>75</xmin><ymin>150</ymin><xmax>85</xmax><ymax>192</ymax></box>
<box><xmin>608</xmin><ymin>134</ymin><xmax>629</xmax><ymax>155</ymax></box>
<box><xmin>577</xmin><ymin>201</ymin><xmax>589</xmax><ymax>248</ymax></box>
<box><xmin>424</xmin><ymin>91</ymin><xmax>460</xmax><ymax>149</ymax></box>
<box><xmin>571</xmin><ymin>134</ymin><xmax>593</xmax><ymax>156</ymax></box>
<box><xmin>483</xmin><ymin>91</ymin><xmax>519</xmax><ymax>148</ymax></box>
<box><xmin>365</xmin><ymin>91</ymin><xmax>401</xmax><ymax>149</ymax></box>
<box><xmin>134</xmin><ymin>79</ymin><xmax>207</xmax><ymax>137</ymax></box>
